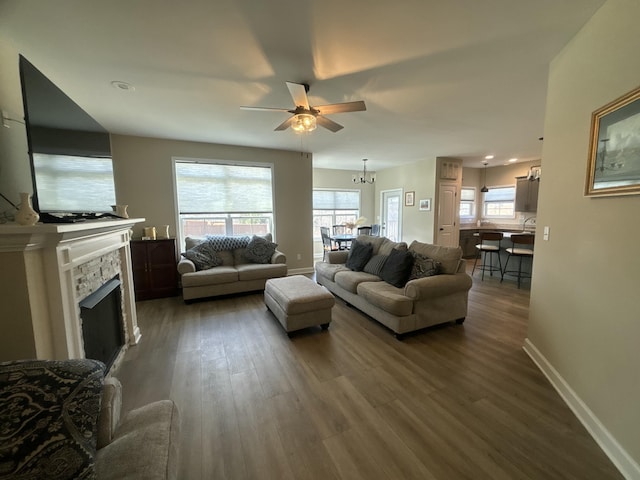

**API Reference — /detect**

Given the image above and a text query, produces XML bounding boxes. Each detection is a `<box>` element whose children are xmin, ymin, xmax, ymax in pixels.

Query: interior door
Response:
<box><xmin>436</xmin><ymin>183</ymin><xmax>458</xmax><ymax>246</ymax></box>
<box><xmin>381</xmin><ymin>189</ymin><xmax>402</xmax><ymax>241</ymax></box>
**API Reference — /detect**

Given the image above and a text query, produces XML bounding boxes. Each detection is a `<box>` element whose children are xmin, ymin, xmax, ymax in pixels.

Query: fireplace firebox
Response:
<box><xmin>80</xmin><ymin>276</ymin><xmax>125</xmax><ymax>370</ymax></box>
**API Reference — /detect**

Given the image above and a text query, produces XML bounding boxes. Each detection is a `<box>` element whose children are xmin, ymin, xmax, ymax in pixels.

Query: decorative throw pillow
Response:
<box><xmin>409</xmin><ymin>252</ymin><xmax>441</xmax><ymax>280</ymax></box>
<box><xmin>0</xmin><ymin>359</ymin><xmax>105</xmax><ymax>480</ymax></box>
<box><xmin>380</xmin><ymin>248</ymin><xmax>415</xmax><ymax>288</ymax></box>
<box><xmin>244</xmin><ymin>235</ymin><xmax>277</xmax><ymax>264</ymax></box>
<box><xmin>345</xmin><ymin>240</ymin><xmax>373</xmax><ymax>271</ymax></box>
<box><xmin>363</xmin><ymin>254</ymin><xmax>388</xmax><ymax>277</ymax></box>
<box><xmin>181</xmin><ymin>239</ymin><xmax>222</xmax><ymax>271</ymax></box>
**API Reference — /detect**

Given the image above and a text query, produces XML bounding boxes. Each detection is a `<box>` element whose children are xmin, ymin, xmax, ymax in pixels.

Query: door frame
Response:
<box><xmin>380</xmin><ymin>188</ymin><xmax>403</xmax><ymax>241</ymax></box>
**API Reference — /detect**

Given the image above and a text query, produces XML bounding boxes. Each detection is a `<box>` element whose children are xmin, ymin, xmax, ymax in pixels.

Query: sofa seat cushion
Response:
<box><xmin>357</xmin><ymin>281</ymin><xmax>414</xmax><ymax>317</ymax></box>
<box><xmin>180</xmin><ymin>266</ymin><xmax>239</xmax><ymax>287</ymax></box>
<box><xmin>95</xmin><ymin>400</ymin><xmax>180</xmax><ymax>480</ymax></box>
<box><xmin>236</xmin><ymin>263</ymin><xmax>287</xmax><ymax>281</ymax></box>
<box><xmin>334</xmin><ymin>270</ymin><xmax>381</xmax><ymax>293</ymax></box>
<box><xmin>315</xmin><ymin>262</ymin><xmax>349</xmax><ymax>282</ymax></box>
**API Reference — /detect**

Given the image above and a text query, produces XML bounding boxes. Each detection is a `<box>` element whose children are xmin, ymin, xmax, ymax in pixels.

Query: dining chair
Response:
<box><xmin>370</xmin><ymin>224</ymin><xmax>381</xmax><ymax>236</ymax></box>
<box><xmin>472</xmin><ymin>231</ymin><xmax>503</xmax><ymax>280</ymax></box>
<box><xmin>320</xmin><ymin>227</ymin><xmax>339</xmax><ymax>260</ymax></box>
<box><xmin>332</xmin><ymin>225</ymin><xmax>347</xmax><ymax>235</ymax></box>
<box><xmin>501</xmin><ymin>233</ymin><xmax>534</xmax><ymax>288</ymax></box>
<box><xmin>357</xmin><ymin>226</ymin><xmax>372</xmax><ymax>235</ymax></box>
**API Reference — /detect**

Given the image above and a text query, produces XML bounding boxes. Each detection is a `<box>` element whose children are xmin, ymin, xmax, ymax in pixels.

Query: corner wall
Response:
<box><xmin>528</xmin><ymin>0</ymin><xmax>640</xmax><ymax>475</ymax></box>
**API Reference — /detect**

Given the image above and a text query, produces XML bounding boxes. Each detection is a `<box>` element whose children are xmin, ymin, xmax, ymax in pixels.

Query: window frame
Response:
<box><xmin>459</xmin><ymin>186</ymin><xmax>476</xmax><ymax>220</ymax></box>
<box><xmin>173</xmin><ymin>158</ymin><xmax>276</xmax><ymax>247</ymax></box>
<box><xmin>312</xmin><ymin>188</ymin><xmax>361</xmax><ymax>257</ymax></box>
<box><xmin>482</xmin><ymin>185</ymin><xmax>516</xmax><ymax>219</ymax></box>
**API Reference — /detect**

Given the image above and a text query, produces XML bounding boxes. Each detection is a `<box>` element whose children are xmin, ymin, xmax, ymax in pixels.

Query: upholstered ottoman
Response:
<box><xmin>264</xmin><ymin>275</ymin><xmax>334</xmax><ymax>335</ymax></box>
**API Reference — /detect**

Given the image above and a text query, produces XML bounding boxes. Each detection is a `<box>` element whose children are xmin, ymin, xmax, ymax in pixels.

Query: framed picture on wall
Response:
<box><xmin>404</xmin><ymin>191</ymin><xmax>415</xmax><ymax>206</ymax></box>
<box><xmin>419</xmin><ymin>198</ymin><xmax>431</xmax><ymax>211</ymax></box>
<box><xmin>585</xmin><ymin>84</ymin><xmax>640</xmax><ymax>197</ymax></box>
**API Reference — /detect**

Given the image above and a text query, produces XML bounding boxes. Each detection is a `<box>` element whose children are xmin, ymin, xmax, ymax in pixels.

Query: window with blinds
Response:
<box><xmin>459</xmin><ymin>187</ymin><xmax>476</xmax><ymax>219</ymax></box>
<box><xmin>32</xmin><ymin>153</ymin><xmax>116</xmax><ymax>212</ymax></box>
<box><xmin>312</xmin><ymin>189</ymin><xmax>360</xmax><ymax>252</ymax></box>
<box><xmin>483</xmin><ymin>186</ymin><xmax>516</xmax><ymax>218</ymax></box>
<box><xmin>175</xmin><ymin>160</ymin><xmax>274</xmax><ymax>241</ymax></box>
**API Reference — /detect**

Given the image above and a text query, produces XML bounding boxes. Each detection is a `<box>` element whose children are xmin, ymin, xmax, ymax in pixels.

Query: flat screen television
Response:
<box><xmin>19</xmin><ymin>55</ymin><xmax>116</xmax><ymax>218</ymax></box>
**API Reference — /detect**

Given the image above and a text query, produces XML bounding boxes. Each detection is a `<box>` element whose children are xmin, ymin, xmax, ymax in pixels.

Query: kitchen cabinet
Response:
<box><xmin>459</xmin><ymin>229</ymin><xmax>480</xmax><ymax>258</ymax></box>
<box><xmin>130</xmin><ymin>239</ymin><xmax>179</xmax><ymax>300</ymax></box>
<box><xmin>515</xmin><ymin>176</ymin><xmax>539</xmax><ymax>212</ymax></box>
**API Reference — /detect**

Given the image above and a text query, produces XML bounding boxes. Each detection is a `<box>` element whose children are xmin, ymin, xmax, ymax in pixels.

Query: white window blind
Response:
<box><xmin>32</xmin><ymin>153</ymin><xmax>116</xmax><ymax>212</ymax></box>
<box><xmin>313</xmin><ymin>190</ymin><xmax>360</xmax><ymax>210</ymax></box>
<box><xmin>176</xmin><ymin>162</ymin><xmax>273</xmax><ymax>213</ymax></box>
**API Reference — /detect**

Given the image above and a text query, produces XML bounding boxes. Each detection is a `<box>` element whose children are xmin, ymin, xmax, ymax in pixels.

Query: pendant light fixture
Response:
<box><xmin>481</xmin><ymin>161</ymin><xmax>489</xmax><ymax>193</ymax></box>
<box><xmin>352</xmin><ymin>158</ymin><xmax>375</xmax><ymax>184</ymax></box>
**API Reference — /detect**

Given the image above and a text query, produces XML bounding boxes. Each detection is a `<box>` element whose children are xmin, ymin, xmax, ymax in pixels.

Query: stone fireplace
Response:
<box><xmin>0</xmin><ymin>218</ymin><xmax>144</xmax><ymax>369</ymax></box>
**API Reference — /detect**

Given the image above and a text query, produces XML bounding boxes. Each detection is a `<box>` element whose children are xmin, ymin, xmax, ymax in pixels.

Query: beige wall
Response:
<box><xmin>529</xmin><ymin>0</ymin><xmax>640</xmax><ymax>470</ymax></box>
<box><xmin>111</xmin><ymin>135</ymin><xmax>313</xmax><ymax>271</ymax></box>
<box><xmin>312</xmin><ymin>167</ymin><xmax>375</xmax><ymax>223</ymax></box>
<box><xmin>373</xmin><ymin>159</ymin><xmax>438</xmax><ymax>243</ymax></box>
<box><xmin>0</xmin><ymin>38</ymin><xmax>32</xmax><ymax>213</ymax></box>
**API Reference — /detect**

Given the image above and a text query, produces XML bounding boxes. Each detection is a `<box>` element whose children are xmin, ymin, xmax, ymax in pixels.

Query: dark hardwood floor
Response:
<box><xmin>114</xmin><ymin>263</ymin><xmax>623</xmax><ymax>479</ymax></box>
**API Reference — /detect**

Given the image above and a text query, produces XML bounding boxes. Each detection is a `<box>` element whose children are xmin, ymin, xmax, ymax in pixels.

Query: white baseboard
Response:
<box><xmin>287</xmin><ymin>267</ymin><xmax>315</xmax><ymax>276</ymax></box>
<box><xmin>523</xmin><ymin>338</ymin><xmax>640</xmax><ymax>480</ymax></box>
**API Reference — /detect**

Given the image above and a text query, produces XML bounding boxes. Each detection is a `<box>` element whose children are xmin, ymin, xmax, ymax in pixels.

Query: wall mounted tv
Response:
<box><xmin>19</xmin><ymin>55</ymin><xmax>116</xmax><ymax>215</ymax></box>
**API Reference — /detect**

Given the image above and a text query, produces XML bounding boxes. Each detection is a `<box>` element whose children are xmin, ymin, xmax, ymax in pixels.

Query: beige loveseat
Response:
<box><xmin>315</xmin><ymin>235</ymin><xmax>472</xmax><ymax>338</ymax></box>
<box><xmin>0</xmin><ymin>359</ymin><xmax>180</xmax><ymax>480</ymax></box>
<box><xmin>177</xmin><ymin>234</ymin><xmax>287</xmax><ymax>302</ymax></box>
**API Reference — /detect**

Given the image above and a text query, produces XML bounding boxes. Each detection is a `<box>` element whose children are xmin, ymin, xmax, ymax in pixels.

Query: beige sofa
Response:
<box><xmin>315</xmin><ymin>235</ymin><xmax>472</xmax><ymax>338</ymax></box>
<box><xmin>177</xmin><ymin>234</ymin><xmax>287</xmax><ymax>302</ymax></box>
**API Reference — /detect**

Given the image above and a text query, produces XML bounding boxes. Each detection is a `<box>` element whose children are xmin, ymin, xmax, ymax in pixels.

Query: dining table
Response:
<box><xmin>330</xmin><ymin>233</ymin><xmax>356</xmax><ymax>250</ymax></box>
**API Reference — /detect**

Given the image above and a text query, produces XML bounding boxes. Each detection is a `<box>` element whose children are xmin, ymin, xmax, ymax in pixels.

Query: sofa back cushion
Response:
<box><xmin>356</xmin><ymin>235</ymin><xmax>407</xmax><ymax>256</ymax></box>
<box><xmin>408</xmin><ymin>241</ymin><xmax>463</xmax><ymax>274</ymax></box>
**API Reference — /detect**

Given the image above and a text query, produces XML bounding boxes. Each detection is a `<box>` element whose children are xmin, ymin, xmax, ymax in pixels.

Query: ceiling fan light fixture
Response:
<box><xmin>291</xmin><ymin>113</ymin><xmax>316</xmax><ymax>133</ymax></box>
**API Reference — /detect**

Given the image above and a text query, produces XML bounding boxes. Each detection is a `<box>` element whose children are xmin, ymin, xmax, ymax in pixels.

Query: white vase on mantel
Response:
<box><xmin>15</xmin><ymin>192</ymin><xmax>39</xmax><ymax>226</ymax></box>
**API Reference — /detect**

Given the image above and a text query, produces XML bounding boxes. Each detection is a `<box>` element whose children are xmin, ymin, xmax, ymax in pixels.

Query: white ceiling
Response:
<box><xmin>0</xmin><ymin>0</ymin><xmax>604</xmax><ymax>171</ymax></box>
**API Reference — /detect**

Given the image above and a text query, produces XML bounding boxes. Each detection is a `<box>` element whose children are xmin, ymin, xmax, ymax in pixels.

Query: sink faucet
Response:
<box><xmin>522</xmin><ymin>216</ymin><xmax>536</xmax><ymax>231</ymax></box>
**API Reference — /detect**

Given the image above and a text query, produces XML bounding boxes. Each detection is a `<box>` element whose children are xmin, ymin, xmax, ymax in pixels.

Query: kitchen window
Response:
<box><xmin>459</xmin><ymin>187</ymin><xmax>476</xmax><ymax>219</ymax></box>
<box><xmin>483</xmin><ymin>186</ymin><xmax>515</xmax><ymax>218</ymax></box>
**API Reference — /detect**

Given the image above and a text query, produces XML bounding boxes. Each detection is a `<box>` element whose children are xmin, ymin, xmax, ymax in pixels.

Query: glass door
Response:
<box><xmin>381</xmin><ymin>189</ymin><xmax>402</xmax><ymax>241</ymax></box>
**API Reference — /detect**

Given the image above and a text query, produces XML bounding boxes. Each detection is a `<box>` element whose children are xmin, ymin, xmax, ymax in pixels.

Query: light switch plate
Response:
<box><xmin>543</xmin><ymin>226</ymin><xmax>550</xmax><ymax>241</ymax></box>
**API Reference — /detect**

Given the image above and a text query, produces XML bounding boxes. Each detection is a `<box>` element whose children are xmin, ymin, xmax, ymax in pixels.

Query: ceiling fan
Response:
<box><xmin>240</xmin><ymin>81</ymin><xmax>366</xmax><ymax>133</ymax></box>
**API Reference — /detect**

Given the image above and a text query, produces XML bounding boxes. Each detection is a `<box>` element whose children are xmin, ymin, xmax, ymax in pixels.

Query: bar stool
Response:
<box><xmin>472</xmin><ymin>231</ymin><xmax>503</xmax><ymax>280</ymax></box>
<box><xmin>501</xmin><ymin>233</ymin><xmax>534</xmax><ymax>288</ymax></box>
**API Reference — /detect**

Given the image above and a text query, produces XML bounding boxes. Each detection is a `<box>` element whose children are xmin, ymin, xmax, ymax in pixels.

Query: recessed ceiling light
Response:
<box><xmin>484</xmin><ymin>155</ymin><xmax>494</xmax><ymax>160</ymax></box>
<box><xmin>509</xmin><ymin>158</ymin><xmax>518</xmax><ymax>162</ymax></box>
<box><xmin>111</xmin><ymin>80</ymin><xmax>135</xmax><ymax>91</ymax></box>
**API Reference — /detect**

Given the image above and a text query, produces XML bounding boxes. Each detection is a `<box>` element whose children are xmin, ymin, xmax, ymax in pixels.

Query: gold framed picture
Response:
<box><xmin>585</xmin><ymin>85</ymin><xmax>640</xmax><ymax>197</ymax></box>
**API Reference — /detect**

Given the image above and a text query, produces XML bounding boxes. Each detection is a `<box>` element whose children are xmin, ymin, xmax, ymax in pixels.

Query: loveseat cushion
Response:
<box><xmin>243</xmin><ymin>235</ymin><xmax>278</xmax><ymax>264</ymax></box>
<box><xmin>0</xmin><ymin>359</ymin><xmax>105</xmax><ymax>480</ymax></box>
<box><xmin>95</xmin><ymin>400</ymin><xmax>180</xmax><ymax>480</ymax></box>
<box><xmin>335</xmin><ymin>270</ymin><xmax>381</xmax><ymax>293</ymax></box>
<box><xmin>357</xmin><ymin>281</ymin><xmax>414</xmax><ymax>317</ymax></box>
<box><xmin>408</xmin><ymin>241</ymin><xmax>463</xmax><ymax>275</ymax></box>
<box><xmin>181</xmin><ymin>240</ymin><xmax>222</xmax><ymax>271</ymax></box>
<box><xmin>180</xmin><ymin>266</ymin><xmax>239</xmax><ymax>287</ymax></box>
<box><xmin>236</xmin><ymin>263</ymin><xmax>287</xmax><ymax>281</ymax></box>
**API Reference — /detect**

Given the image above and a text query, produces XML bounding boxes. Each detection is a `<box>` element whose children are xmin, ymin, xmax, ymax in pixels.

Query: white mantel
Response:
<box><xmin>0</xmin><ymin>218</ymin><xmax>144</xmax><ymax>362</ymax></box>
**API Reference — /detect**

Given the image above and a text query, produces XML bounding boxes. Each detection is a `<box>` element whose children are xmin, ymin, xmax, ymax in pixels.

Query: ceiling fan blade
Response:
<box><xmin>286</xmin><ymin>82</ymin><xmax>310</xmax><ymax>109</ymax></box>
<box><xmin>240</xmin><ymin>106</ymin><xmax>292</xmax><ymax>112</ymax></box>
<box><xmin>316</xmin><ymin>116</ymin><xmax>344</xmax><ymax>133</ymax></box>
<box><xmin>274</xmin><ymin>116</ymin><xmax>295</xmax><ymax>131</ymax></box>
<box><xmin>314</xmin><ymin>101</ymin><xmax>367</xmax><ymax>115</ymax></box>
